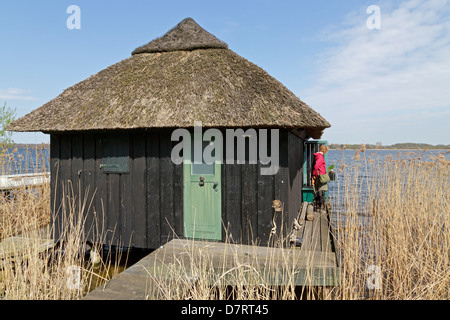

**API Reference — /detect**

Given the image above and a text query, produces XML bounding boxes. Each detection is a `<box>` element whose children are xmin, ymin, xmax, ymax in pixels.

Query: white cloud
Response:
<box><xmin>0</xmin><ymin>88</ymin><xmax>37</xmax><ymax>101</ymax></box>
<box><xmin>302</xmin><ymin>0</ymin><xmax>450</xmax><ymax>144</ymax></box>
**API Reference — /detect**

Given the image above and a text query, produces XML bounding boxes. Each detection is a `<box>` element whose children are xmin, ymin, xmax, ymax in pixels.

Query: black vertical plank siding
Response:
<box><xmin>257</xmin><ymin>162</ymin><xmax>274</xmax><ymax>246</ymax></box>
<box><xmin>223</xmin><ymin>131</ymin><xmax>243</xmax><ymax>243</ymax></box>
<box><xmin>70</xmin><ymin>135</ymin><xmax>85</xmax><ymax>241</ymax></box>
<box><xmin>223</xmin><ymin>163</ymin><xmax>241</xmax><ymax>243</ymax></box>
<box><xmin>288</xmin><ymin>132</ymin><xmax>303</xmax><ymax>224</ymax></box>
<box><xmin>274</xmin><ymin>130</ymin><xmax>289</xmax><ymax>243</ymax></box>
<box><xmin>173</xmin><ymin>161</ymin><xmax>184</xmax><ymax>238</ymax></box>
<box><xmin>83</xmin><ymin>133</ymin><xmax>97</xmax><ymax>241</ymax></box>
<box><xmin>108</xmin><ymin>173</ymin><xmax>120</xmax><ymax>246</ymax></box>
<box><xmin>241</xmin><ymin>163</ymin><xmax>258</xmax><ymax>244</ymax></box>
<box><xmin>159</xmin><ymin>134</ymin><xmax>174</xmax><ymax>244</ymax></box>
<box><xmin>120</xmin><ymin>172</ymin><xmax>133</xmax><ymax>248</ymax></box>
<box><xmin>71</xmin><ymin>135</ymin><xmax>84</xmax><ymax>200</ymax></box>
<box><xmin>222</xmin><ymin>129</ymin><xmax>291</xmax><ymax>246</ymax></box>
<box><xmin>120</xmin><ymin>171</ymin><xmax>132</xmax><ymax>247</ymax></box>
<box><xmin>50</xmin><ymin>129</ymin><xmax>301</xmax><ymax>250</ymax></box>
<box><xmin>59</xmin><ymin>135</ymin><xmax>72</xmax><ymax>190</ymax></box>
<box><xmin>117</xmin><ymin>133</ymin><xmax>132</xmax><ymax>247</ymax></box>
<box><xmin>221</xmin><ymin>159</ymin><xmax>226</xmax><ymax>241</ymax></box>
<box><xmin>59</xmin><ymin>135</ymin><xmax>72</xmax><ymax>237</ymax></box>
<box><xmin>50</xmin><ymin>134</ymin><xmax>61</xmax><ymax>241</ymax></box>
<box><xmin>131</xmin><ymin>133</ymin><xmax>147</xmax><ymax>248</ymax></box>
<box><xmin>146</xmin><ymin>132</ymin><xmax>161</xmax><ymax>249</ymax></box>
<box><xmin>95</xmin><ymin>137</ymin><xmax>108</xmax><ymax>243</ymax></box>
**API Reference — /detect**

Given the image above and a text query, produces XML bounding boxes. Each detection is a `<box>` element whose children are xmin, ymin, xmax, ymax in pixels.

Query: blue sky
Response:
<box><xmin>1</xmin><ymin>0</ymin><xmax>449</xmax><ymax>145</ymax></box>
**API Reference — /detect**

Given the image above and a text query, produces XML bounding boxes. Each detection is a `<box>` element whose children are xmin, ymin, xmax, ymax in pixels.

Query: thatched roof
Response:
<box><xmin>132</xmin><ymin>18</ymin><xmax>228</xmax><ymax>54</ymax></box>
<box><xmin>7</xmin><ymin>18</ymin><xmax>330</xmax><ymax>138</ymax></box>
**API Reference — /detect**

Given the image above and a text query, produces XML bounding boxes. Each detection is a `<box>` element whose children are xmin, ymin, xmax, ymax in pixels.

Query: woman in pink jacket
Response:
<box><xmin>312</xmin><ymin>145</ymin><xmax>328</xmax><ymax>210</ymax></box>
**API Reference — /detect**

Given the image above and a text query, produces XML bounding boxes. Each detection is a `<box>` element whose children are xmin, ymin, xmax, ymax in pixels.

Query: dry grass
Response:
<box><xmin>0</xmin><ymin>146</ymin><xmax>124</xmax><ymax>300</ymax></box>
<box><xmin>144</xmin><ymin>234</ymin><xmax>311</xmax><ymax>300</ymax></box>
<box><xmin>144</xmin><ymin>150</ymin><xmax>449</xmax><ymax>300</ymax></box>
<box><xmin>332</xmin><ymin>150</ymin><xmax>450</xmax><ymax>300</ymax></box>
<box><xmin>0</xmin><ymin>144</ymin><xmax>48</xmax><ymax>176</ymax></box>
<box><xmin>0</xmin><ymin>183</ymin><xmax>125</xmax><ymax>300</ymax></box>
<box><xmin>1</xmin><ymin>146</ymin><xmax>448</xmax><ymax>300</ymax></box>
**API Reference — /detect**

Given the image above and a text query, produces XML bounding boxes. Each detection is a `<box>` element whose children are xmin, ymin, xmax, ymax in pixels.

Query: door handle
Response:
<box><xmin>199</xmin><ymin>176</ymin><xmax>205</xmax><ymax>187</ymax></box>
<box><xmin>213</xmin><ymin>181</ymin><xmax>219</xmax><ymax>192</ymax></box>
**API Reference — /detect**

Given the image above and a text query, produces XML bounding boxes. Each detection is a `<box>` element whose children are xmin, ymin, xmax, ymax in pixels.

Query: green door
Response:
<box><xmin>302</xmin><ymin>140</ymin><xmax>328</xmax><ymax>202</ymax></box>
<box><xmin>183</xmin><ymin>135</ymin><xmax>222</xmax><ymax>241</ymax></box>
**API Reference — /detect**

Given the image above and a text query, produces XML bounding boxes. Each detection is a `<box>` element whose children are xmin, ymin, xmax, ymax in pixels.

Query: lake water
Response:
<box><xmin>326</xmin><ymin>148</ymin><xmax>449</xmax><ymax>229</ymax></box>
<box><xmin>1</xmin><ymin>146</ymin><xmax>50</xmax><ymax>175</ymax></box>
<box><xmin>327</xmin><ymin>149</ymin><xmax>449</xmax><ymax>200</ymax></box>
<box><xmin>3</xmin><ymin>146</ymin><xmax>448</xmax><ymax>215</ymax></box>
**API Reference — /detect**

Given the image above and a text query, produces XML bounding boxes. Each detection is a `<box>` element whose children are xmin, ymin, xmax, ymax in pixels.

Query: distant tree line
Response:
<box><xmin>329</xmin><ymin>143</ymin><xmax>449</xmax><ymax>150</ymax></box>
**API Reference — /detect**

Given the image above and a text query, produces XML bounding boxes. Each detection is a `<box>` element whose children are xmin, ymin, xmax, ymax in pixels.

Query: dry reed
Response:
<box><xmin>0</xmin><ymin>145</ymin><xmax>124</xmax><ymax>300</ymax></box>
<box><xmin>332</xmin><ymin>150</ymin><xmax>449</xmax><ymax>300</ymax></box>
<box><xmin>144</xmin><ymin>150</ymin><xmax>449</xmax><ymax>300</ymax></box>
<box><xmin>144</xmin><ymin>233</ymin><xmax>305</xmax><ymax>300</ymax></box>
<box><xmin>1</xmin><ymin>146</ymin><xmax>448</xmax><ymax>300</ymax></box>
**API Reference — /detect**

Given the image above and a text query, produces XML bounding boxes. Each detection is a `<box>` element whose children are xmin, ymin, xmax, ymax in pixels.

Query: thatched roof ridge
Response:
<box><xmin>7</xmin><ymin>18</ymin><xmax>330</xmax><ymax>138</ymax></box>
<box><xmin>132</xmin><ymin>18</ymin><xmax>228</xmax><ymax>54</ymax></box>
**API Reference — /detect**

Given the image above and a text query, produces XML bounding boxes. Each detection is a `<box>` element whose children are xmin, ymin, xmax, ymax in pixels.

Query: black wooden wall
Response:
<box><xmin>288</xmin><ymin>131</ymin><xmax>304</xmax><ymax>227</ymax></box>
<box><xmin>222</xmin><ymin>129</ymin><xmax>291</xmax><ymax>246</ymax></box>
<box><xmin>50</xmin><ymin>130</ymin><xmax>183</xmax><ymax>249</ymax></box>
<box><xmin>50</xmin><ymin>129</ymin><xmax>304</xmax><ymax>249</ymax></box>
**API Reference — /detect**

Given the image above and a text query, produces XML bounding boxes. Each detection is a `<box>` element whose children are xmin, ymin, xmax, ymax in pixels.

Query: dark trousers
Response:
<box><xmin>314</xmin><ymin>191</ymin><xmax>326</xmax><ymax>210</ymax></box>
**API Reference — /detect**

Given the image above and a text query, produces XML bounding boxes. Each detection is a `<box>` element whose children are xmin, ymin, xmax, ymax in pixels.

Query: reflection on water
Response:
<box><xmin>84</xmin><ymin>246</ymin><xmax>153</xmax><ymax>293</ymax></box>
<box><xmin>59</xmin><ymin>244</ymin><xmax>154</xmax><ymax>295</ymax></box>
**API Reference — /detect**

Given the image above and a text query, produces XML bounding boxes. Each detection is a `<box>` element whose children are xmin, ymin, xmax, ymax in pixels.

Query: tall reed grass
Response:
<box><xmin>0</xmin><ymin>144</ymin><xmax>49</xmax><ymax>175</ymax></box>
<box><xmin>144</xmin><ymin>233</ymin><xmax>310</xmax><ymax>300</ymax></box>
<box><xmin>1</xmin><ymin>145</ymin><xmax>448</xmax><ymax>300</ymax></box>
<box><xmin>332</xmin><ymin>150</ymin><xmax>449</xmax><ymax>299</ymax></box>
<box><xmin>145</xmin><ymin>150</ymin><xmax>449</xmax><ymax>300</ymax></box>
<box><xmin>0</xmin><ymin>145</ymin><xmax>124</xmax><ymax>300</ymax></box>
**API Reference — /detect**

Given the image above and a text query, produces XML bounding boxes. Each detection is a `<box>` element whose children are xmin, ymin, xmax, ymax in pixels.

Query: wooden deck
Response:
<box><xmin>0</xmin><ymin>226</ymin><xmax>55</xmax><ymax>269</ymax></box>
<box><xmin>0</xmin><ymin>172</ymin><xmax>50</xmax><ymax>191</ymax></box>
<box><xmin>84</xmin><ymin>203</ymin><xmax>341</xmax><ymax>300</ymax></box>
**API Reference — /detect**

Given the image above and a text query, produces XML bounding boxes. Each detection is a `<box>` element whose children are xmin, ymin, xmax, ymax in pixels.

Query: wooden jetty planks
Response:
<box><xmin>300</xmin><ymin>207</ymin><xmax>334</xmax><ymax>253</ymax></box>
<box><xmin>309</xmin><ymin>211</ymin><xmax>322</xmax><ymax>251</ymax></box>
<box><xmin>0</xmin><ymin>172</ymin><xmax>50</xmax><ymax>191</ymax></box>
<box><xmin>85</xmin><ymin>236</ymin><xmax>340</xmax><ymax>300</ymax></box>
<box><xmin>298</xmin><ymin>202</ymin><xmax>308</xmax><ymax>228</ymax></box>
<box><xmin>0</xmin><ymin>226</ymin><xmax>54</xmax><ymax>269</ymax></box>
<box><xmin>290</xmin><ymin>201</ymin><xmax>307</xmax><ymax>246</ymax></box>
<box><xmin>300</xmin><ymin>219</ymin><xmax>312</xmax><ymax>250</ymax></box>
<box><xmin>320</xmin><ymin>209</ymin><xmax>332</xmax><ymax>253</ymax></box>
<box><xmin>85</xmin><ymin>204</ymin><xmax>342</xmax><ymax>300</ymax></box>
<box><xmin>151</xmin><ymin>239</ymin><xmax>337</xmax><ymax>269</ymax></box>
<box><xmin>84</xmin><ymin>263</ymin><xmax>151</xmax><ymax>300</ymax></box>
<box><xmin>156</xmin><ymin>239</ymin><xmax>339</xmax><ymax>286</ymax></box>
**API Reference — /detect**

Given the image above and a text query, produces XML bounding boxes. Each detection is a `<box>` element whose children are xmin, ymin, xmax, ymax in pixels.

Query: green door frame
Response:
<box><xmin>302</xmin><ymin>140</ymin><xmax>328</xmax><ymax>202</ymax></box>
<box><xmin>183</xmin><ymin>134</ymin><xmax>222</xmax><ymax>241</ymax></box>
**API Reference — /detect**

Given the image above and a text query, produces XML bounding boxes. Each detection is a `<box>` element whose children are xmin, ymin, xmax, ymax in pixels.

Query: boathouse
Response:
<box><xmin>7</xmin><ymin>18</ymin><xmax>331</xmax><ymax>249</ymax></box>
